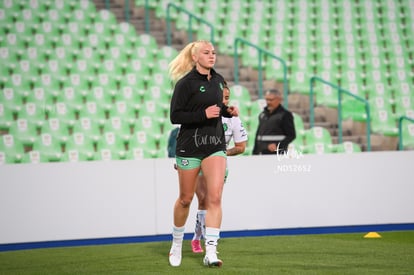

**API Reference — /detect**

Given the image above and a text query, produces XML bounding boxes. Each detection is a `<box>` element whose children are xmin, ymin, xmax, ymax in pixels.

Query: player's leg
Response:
<box><xmin>200</xmin><ymin>152</ymin><xmax>226</xmax><ymax>267</ymax></box>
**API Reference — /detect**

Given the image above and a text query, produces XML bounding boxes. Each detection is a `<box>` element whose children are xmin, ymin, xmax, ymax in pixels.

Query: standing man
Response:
<box><xmin>252</xmin><ymin>89</ymin><xmax>296</xmax><ymax>155</ymax></box>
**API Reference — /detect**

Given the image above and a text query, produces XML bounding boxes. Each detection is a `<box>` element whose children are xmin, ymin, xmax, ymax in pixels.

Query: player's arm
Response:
<box><xmin>226</xmin><ymin>141</ymin><xmax>246</xmax><ymax>156</ymax></box>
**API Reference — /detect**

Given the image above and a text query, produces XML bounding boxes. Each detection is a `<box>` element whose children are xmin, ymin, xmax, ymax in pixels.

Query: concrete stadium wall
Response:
<box><xmin>0</xmin><ymin>151</ymin><xmax>413</xmax><ymax>245</ymax></box>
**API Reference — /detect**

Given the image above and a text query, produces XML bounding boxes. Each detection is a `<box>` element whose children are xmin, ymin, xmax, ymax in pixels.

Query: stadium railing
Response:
<box><xmin>309</xmin><ymin>76</ymin><xmax>372</xmax><ymax>151</ymax></box>
<box><xmin>165</xmin><ymin>3</ymin><xmax>214</xmax><ymax>46</ymax></box>
<box><xmin>233</xmin><ymin>37</ymin><xmax>288</xmax><ymax>100</ymax></box>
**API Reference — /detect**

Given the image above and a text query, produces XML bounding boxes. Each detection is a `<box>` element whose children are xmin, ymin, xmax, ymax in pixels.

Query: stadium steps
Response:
<box><xmin>91</xmin><ymin>0</ymin><xmax>410</xmax><ymax>153</ymax></box>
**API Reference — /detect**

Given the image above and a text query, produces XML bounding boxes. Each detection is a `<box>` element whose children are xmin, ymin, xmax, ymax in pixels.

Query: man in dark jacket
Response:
<box><xmin>252</xmin><ymin>89</ymin><xmax>296</xmax><ymax>155</ymax></box>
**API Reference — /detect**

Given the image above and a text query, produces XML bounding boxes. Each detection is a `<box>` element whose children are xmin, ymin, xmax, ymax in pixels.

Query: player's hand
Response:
<box><xmin>227</xmin><ymin>106</ymin><xmax>239</xmax><ymax>117</ymax></box>
<box><xmin>205</xmin><ymin>104</ymin><xmax>221</xmax><ymax>119</ymax></box>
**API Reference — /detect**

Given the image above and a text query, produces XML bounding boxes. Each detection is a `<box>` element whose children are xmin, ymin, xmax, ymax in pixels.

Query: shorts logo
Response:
<box><xmin>181</xmin><ymin>159</ymin><xmax>189</xmax><ymax>166</ymax></box>
<box><xmin>199</xmin><ymin>86</ymin><xmax>206</xmax><ymax>93</ymax></box>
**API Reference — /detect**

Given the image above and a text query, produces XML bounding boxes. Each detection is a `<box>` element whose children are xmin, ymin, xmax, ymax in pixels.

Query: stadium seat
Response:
<box><xmin>156</xmin><ymin>45</ymin><xmax>178</xmax><ymax>61</ymax></box>
<box><xmin>62</xmin><ymin>73</ymin><xmax>91</xmax><ymax>96</ymax></box>
<box><xmin>17</xmin><ymin>102</ymin><xmax>46</xmax><ymax>128</ymax></box>
<box><xmin>289</xmin><ymin>71</ymin><xmax>311</xmax><ymax>95</ymax></box>
<box><xmin>315</xmin><ymin>84</ymin><xmax>338</xmax><ymax>108</ymax></box>
<box><xmin>113</xmin><ymin>86</ymin><xmax>142</xmax><ymax>112</ymax></box>
<box><xmin>125</xmin><ymin>146</ymin><xmax>155</xmax><ymax>160</ymax></box>
<box><xmin>41</xmin><ymin>117</ymin><xmax>71</xmax><ymax>145</ymax></box>
<box><xmin>136</xmin><ymin>33</ymin><xmax>158</xmax><ymax>54</ymax></box>
<box><xmin>102</xmin><ymin>116</ymin><xmax>133</xmax><ymax>143</ymax></box>
<box><xmin>85</xmin><ymin>86</ymin><xmax>114</xmax><ymax>112</ymax></box>
<box><xmin>3</xmin><ymin>73</ymin><xmax>33</xmax><ymax>97</ymax></box>
<box><xmin>63</xmin><ymin>132</ymin><xmax>96</xmax><ymax>162</ymax></box>
<box><xmin>142</xmin><ymin>86</ymin><xmax>171</xmax><ymax>111</ymax></box>
<box><xmin>62</xmin><ymin>21</ymin><xmax>88</xmax><ymax>42</ymax></box>
<box><xmin>68</xmin><ymin>7</ymin><xmax>94</xmax><ymax>26</ymax></box>
<box><xmin>118</xmin><ymin>73</ymin><xmax>146</xmax><ymax>98</ymax></box>
<box><xmin>104</xmin><ymin>46</ymin><xmax>131</xmax><ymax>65</ymax></box>
<box><xmin>228</xmin><ymin>98</ymin><xmax>250</xmax><ymax>122</ymax></box>
<box><xmin>1</xmin><ymin>87</ymin><xmax>23</xmax><ymax>114</ymax></box>
<box><xmin>135</xmin><ymin>115</ymin><xmax>162</xmax><ymax>135</ymax></box>
<box><xmin>303</xmin><ymin>126</ymin><xmax>334</xmax><ymax>154</ymax></box>
<box><xmin>146</xmin><ymin>72</ymin><xmax>171</xmax><ymax>92</ymax></box>
<box><xmin>399</xmin><ymin>121</ymin><xmax>414</xmax><ymax>150</ymax></box>
<box><xmin>293</xmin><ymin>112</ymin><xmax>306</xmax><ymax>138</ymax></box>
<box><xmin>229</xmin><ymin>84</ymin><xmax>252</xmax><ymax>102</ymax></box>
<box><xmin>78</xmin><ymin>101</ymin><xmax>108</xmax><ymax>127</ymax></box>
<box><xmin>67</xmin><ymin>59</ymin><xmax>96</xmax><ymax>77</ymax></box>
<box><xmin>29</xmin><ymin>133</ymin><xmax>64</xmax><ymax>162</ymax></box>
<box><xmin>90</xmin><ymin>73</ymin><xmax>118</xmax><ymax>96</ymax></box>
<box><xmin>394</xmin><ymin>95</ymin><xmax>413</xmax><ymax>118</ymax></box>
<box><xmin>25</xmin><ymin>86</ymin><xmax>55</xmax><ymax>112</ymax></box>
<box><xmin>334</xmin><ymin>141</ymin><xmax>362</xmax><ymax>153</ymax></box>
<box><xmin>71</xmin><ymin>117</ymin><xmax>102</xmax><ymax>142</ymax></box>
<box><xmin>127</xmin><ymin>130</ymin><xmax>159</xmax><ymax>159</ymax></box>
<box><xmin>96</xmin><ymin>131</ymin><xmax>128</xmax><ymax>161</ymax></box>
<box><xmin>341</xmin><ymin>97</ymin><xmax>368</xmax><ymax>122</ymax></box>
<box><xmin>0</xmin><ymin>134</ymin><xmax>25</xmax><ymax>164</ymax></box>
<box><xmin>287</xmin><ymin>134</ymin><xmax>306</xmax><ymax>155</ymax></box>
<box><xmin>96</xmin><ymin>58</ymin><xmax>125</xmax><ymax>76</ymax></box>
<box><xmin>8</xmin><ymin>118</ymin><xmax>39</xmax><ymax>147</ymax></box>
<box><xmin>370</xmin><ymin>108</ymin><xmax>398</xmax><ymax>136</ymax></box>
<box><xmin>108</xmin><ymin>100</ymin><xmax>138</xmax><ymax>124</ymax></box>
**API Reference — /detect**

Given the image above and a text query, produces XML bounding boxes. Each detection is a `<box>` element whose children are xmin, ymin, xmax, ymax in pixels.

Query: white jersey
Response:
<box><xmin>222</xmin><ymin>116</ymin><xmax>248</xmax><ymax>148</ymax></box>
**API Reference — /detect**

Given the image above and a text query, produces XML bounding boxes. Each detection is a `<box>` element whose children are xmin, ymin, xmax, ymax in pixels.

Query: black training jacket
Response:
<box><xmin>170</xmin><ymin>67</ymin><xmax>231</xmax><ymax>158</ymax></box>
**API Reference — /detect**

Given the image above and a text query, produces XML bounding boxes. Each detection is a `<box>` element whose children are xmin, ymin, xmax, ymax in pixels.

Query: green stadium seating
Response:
<box><xmin>41</xmin><ymin>117</ymin><xmax>71</xmax><ymax>145</ymax></box>
<box><xmin>78</xmin><ymin>101</ymin><xmax>108</xmax><ymax>127</ymax></box>
<box><xmin>63</xmin><ymin>132</ymin><xmax>96</xmax><ymax>162</ymax></box>
<box><xmin>96</xmin><ymin>131</ymin><xmax>128</xmax><ymax>161</ymax></box>
<box><xmin>0</xmin><ymin>134</ymin><xmax>25</xmax><ymax>164</ymax></box>
<box><xmin>71</xmin><ymin>117</ymin><xmax>102</xmax><ymax>143</ymax></box>
<box><xmin>2</xmin><ymin>0</ymin><xmax>413</xmax><ymax>163</ymax></box>
<box><xmin>102</xmin><ymin>116</ymin><xmax>133</xmax><ymax>143</ymax></box>
<box><xmin>400</xmin><ymin>121</ymin><xmax>414</xmax><ymax>149</ymax></box>
<box><xmin>334</xmin><ymin>141</ymin><xmax>362</xmax><ymax>153</ymax></box>
<box><xmin>127</xmin><ymin>130</ymin><xmax>159</xmax><ymax>159</ymax></box>
<box><xmin>29</xmin><ymin>133</ymin><xmax>64</xmax><ymax>163</ymax></box>
<box><xmin>303</xmin><ymin>126</ymin><xmax>334</xmax><ymax>154</ymax></box>
<box><xmin>8</xmin><ymin>118</ymin><xmax>38</xmax><ymax>147</ymax></box>
<box><xmin>370</xmin><ymin>108</ymin><xmax>398</xmax><ymax>136</ymax></box>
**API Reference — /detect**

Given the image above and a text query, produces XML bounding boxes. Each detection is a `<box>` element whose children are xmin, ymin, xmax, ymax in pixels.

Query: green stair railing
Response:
<box><xmin>398</xmin><ymin>116</ymin><xmax>414</xmax><ymax>150</ymax></box>
<box><xmin>166</xmin><ymin>3</ymin><xmax>214</xmax><ymax>46</ymax></box>
<box><xmin>233</xmin><ymin>37</ymin><xmax>288</xmax><ymax>100</ymax></box>
<box><xmin>104</xmin><ymin>0</ymin><xmax>131</xmax><ymax>23</ymax></box>
<box><xmin>309</xmin><ymin>76</ymin><xmax>371</xmax><ymax>151</ymax></box>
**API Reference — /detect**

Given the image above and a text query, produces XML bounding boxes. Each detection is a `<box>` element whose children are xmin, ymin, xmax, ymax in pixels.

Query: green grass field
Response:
<box><xmin>1</xmin><ymin>231</ymin><xmax>414</xmax><ymax>274</ymax></box>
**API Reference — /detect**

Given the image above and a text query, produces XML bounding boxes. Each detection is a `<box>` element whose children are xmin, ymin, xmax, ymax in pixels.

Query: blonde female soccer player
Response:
<box><xmin>168</xmin><ymin>40</ymin><xmax>238</xmax><ymax>267</ymax></box>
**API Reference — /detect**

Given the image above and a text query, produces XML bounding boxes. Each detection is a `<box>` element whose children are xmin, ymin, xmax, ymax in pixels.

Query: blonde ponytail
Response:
<box><xmin>169</xmin><ymin>40</ymin><xmax>211</xmax><ymax>84</ymax></box>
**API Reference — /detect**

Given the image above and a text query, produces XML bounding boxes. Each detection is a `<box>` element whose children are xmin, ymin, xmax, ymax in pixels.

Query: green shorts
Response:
<box><xmin>175</xmin><ymin>151</ymin><xmax>226</xmax><ymax>170</ymax></box>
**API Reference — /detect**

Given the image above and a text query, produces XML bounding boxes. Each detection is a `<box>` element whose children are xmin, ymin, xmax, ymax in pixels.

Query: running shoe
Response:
<box><xmin>191</xmin><ymin>240</ymin><xmax>204</xmax><ymax>253</ymax></box>
<box><xmin>203</xmin><ymin>253</ymin><xmax>223</xmax><ymax>267</ymax></box>
<box><xmin>168</xmin><ymin>243</ymin><xmax>182</xmax><ymax>267</ymax></box>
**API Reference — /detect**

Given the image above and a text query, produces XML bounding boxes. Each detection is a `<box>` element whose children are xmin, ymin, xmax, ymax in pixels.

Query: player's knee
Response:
<box><xmin>179</xmin><ymin>198</ymin><xmax>192</xmax><ymax>208</ymax></box>
<box><xmin>208</xmin><ymin>196</ymin><xmax>222</xmax><ymax>207</ymax></box>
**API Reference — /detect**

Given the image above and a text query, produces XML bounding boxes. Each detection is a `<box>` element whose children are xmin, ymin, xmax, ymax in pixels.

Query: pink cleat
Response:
<box><xmin>191</xmin><ymin>240</ymin><xmax>204</xmax><ymax>253</ymax></box>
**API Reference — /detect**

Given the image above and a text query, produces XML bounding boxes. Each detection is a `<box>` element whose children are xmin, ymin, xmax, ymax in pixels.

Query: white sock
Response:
<box><xmin>205</xmin><ymin>227</ymin><xmax>220</xmax><ymax>255</ymax></box>
<box><xmin>193</xmin><ymin>210</ymin><xmax>207</xmax><ymax>241</ymax></box>
<box><xmin>172</xmin><ymin>225</ymin><xmax>185</xmax><ymax>245</ymax></box>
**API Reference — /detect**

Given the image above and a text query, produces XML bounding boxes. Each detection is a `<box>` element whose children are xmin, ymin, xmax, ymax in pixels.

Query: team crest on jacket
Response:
<box><xmin>199</xmin><ymin>86</ymin><xmax>206</xmax><ymax>92</ymax></box>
